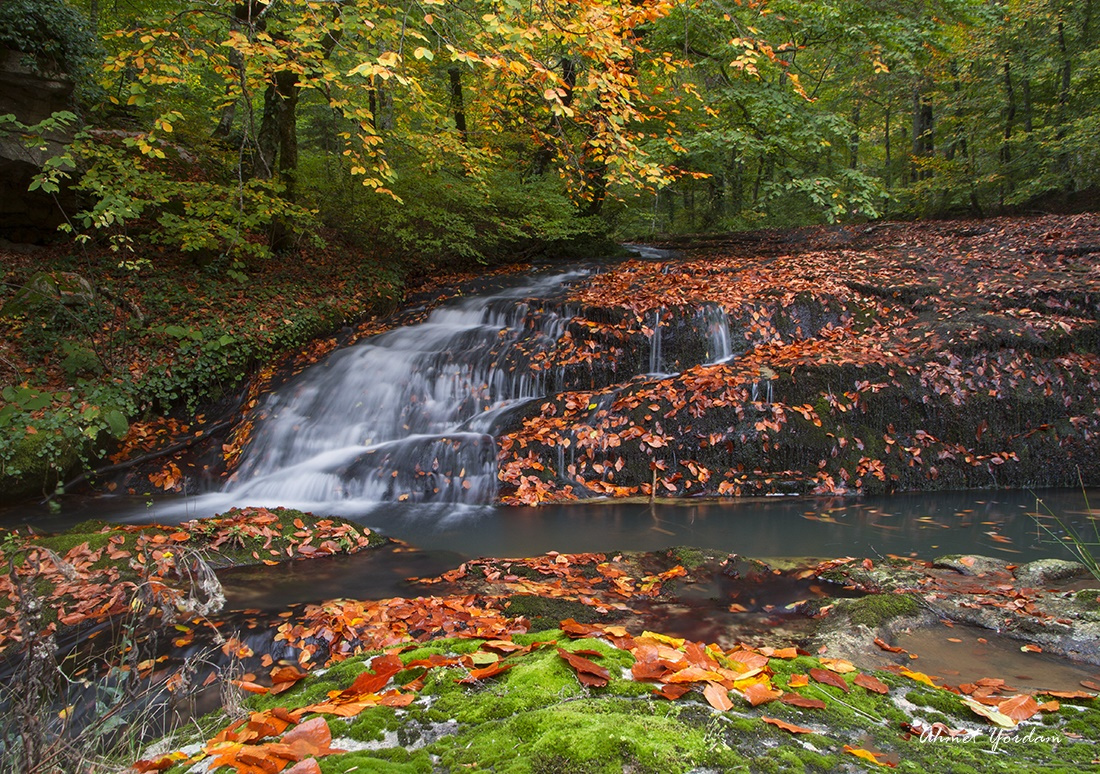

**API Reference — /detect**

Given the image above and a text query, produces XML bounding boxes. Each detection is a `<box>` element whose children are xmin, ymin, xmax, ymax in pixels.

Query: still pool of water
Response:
<box><xmin>4</xmin><ymin>487</ymin><xmax>1097</xmax><ymax>568</ymax></box>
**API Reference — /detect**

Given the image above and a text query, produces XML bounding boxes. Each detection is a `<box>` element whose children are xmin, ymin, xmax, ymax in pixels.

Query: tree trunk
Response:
<box><xmin>449</xmin><ymin>68</ymin><xmax>468</xmax><ymax>144</ymax></box>
<box><xmin>884</xmin><ymin>104</ymin><xmax>891</xmax><ymax>191</ymax></box>
<box><xmin>531</xmin><ymin>57</ymin><xmax>576</xmax><ymax>177</ymax></box>
<box><xmin>849</xmin><ymin>104</ymin><xmax>860</xmax><ymax>169</ymax></box>
<box><xmin>911</xmin><ymin>87</ymin><xmax>934</xmax><ymax>182</ymax></box>
<box><xmin>1056</xmin><ymin>19</ymin><xmax>1072</xmax><ymax>181</ymax></box>
<box><xmin>1001</xmin><ymin>59</ymin><xmax>1015</xmax><ymax>167</ymax></box>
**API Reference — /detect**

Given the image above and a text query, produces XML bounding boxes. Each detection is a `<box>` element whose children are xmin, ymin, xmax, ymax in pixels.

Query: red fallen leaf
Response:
<box><xmin>873</xmin><ymin>637</ymin><xmax>906</xmax><ymax>654</ymax></box>
<box><xmin>560</xmin><ymin>618</ymin><xmax>604</xmax><ymax>638</ymax></box>
<box><xmin>654</xmin><ymin>683</ymin><xmax>691</xmax><ymax>700</ymax></box>
<box><xmin>456</xmin><ymin>660</ymin><xmax>514</xmax><ymax>684</ymax></box>
<box><xmin>632</xmin><ymin>660</ymin><xmax>671</xmax><ymax>681</ymax></box>
<box><xmin>132</xmin><ymin>752</ymin><xmax>189</xmax><ymax>772</ymax></box>
<box><xmin>557</xmin><ymin>648</ymin><xmax>610</xmax><ymax>687</ymax></box>
<box><xmin>779</xmin><ymin>692</ymin><xmax>826</xmax><ymax>709</ymax></box>
<box><xmin>1021</xmin><ymin>643</ymin><xmax>1042</xmax><ymax>653</ymax></box>
<box><xmin>405</xmin><ymin>653</ymin><xmax>461</xmax><ymax>669</ymax></box>
<box><xmin>1082</xmin><ymin>680</ymin><xmax>1100</xmax><ymax>692</ymax></box>
<box><xmin>704</xmin><ymin>681</ymin><xmax>733</xmax><ymax>711</ymax></box>
<box><xmin>853</xmin><ymin>673</ymin><xmax>890</xmax><ymax>695</ymax></box>
<box><xmin>762</xmin><ymin>716</ymin><xmax>815</xmax><ymax>734</ymax></box>
<box><xmin>809</xmin><ymin>668</ymin><xmax>849</xmax><ymax>693</ymax></box>
<box><xmin>342</xmin><ymin>653</ymin><xmax>403</xmax><ymax>695</ymax></box>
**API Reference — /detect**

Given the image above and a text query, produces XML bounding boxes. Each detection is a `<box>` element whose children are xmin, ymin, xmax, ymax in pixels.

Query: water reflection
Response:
<box><xmin>4</xmin><ymin>487</ymin><xmax>1096</xmax><ymax>565</ymax></box>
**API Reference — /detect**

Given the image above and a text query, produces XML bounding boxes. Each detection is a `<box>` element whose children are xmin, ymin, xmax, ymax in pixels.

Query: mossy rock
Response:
<box><xmin>843</xmin><ymin>592</ymin><xmax>922</xmax><ymax>628</ymax></box>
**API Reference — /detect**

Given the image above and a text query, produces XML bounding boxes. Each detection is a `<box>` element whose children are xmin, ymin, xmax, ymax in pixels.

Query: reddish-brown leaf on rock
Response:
<box><xmin>853</xmin><ymin>673</ymin><xmax>890</xmax><ymax>695</ymax></box>
<box><xmin>762</xmin><ymin>716</ymin><xmax>815</xmax><ymax>734</ymax></box>
<box><xmin>809</xmin><ymin>668</ymin><xmax>849</xmax><ymax>693</ymax></box>
<box><xmin>557</xmin><ymin>647</ymin><xmax>610</xmax><ymax>687</ymax></box>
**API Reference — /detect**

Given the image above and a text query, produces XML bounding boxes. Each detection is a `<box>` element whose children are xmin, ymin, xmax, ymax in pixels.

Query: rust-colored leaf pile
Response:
<box><xmin>496</xmin><ymin>215</ymin><xmax>1100</xmax><ymax>504</ymax></box>
<box><xmin>0</xmin><ymin>508</ymin><xmax>373</xmax><ymax>652</ymax></box>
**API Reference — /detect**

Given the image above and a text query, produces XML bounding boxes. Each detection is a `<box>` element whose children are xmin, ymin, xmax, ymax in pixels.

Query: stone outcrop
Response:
<box><xmin>0</xmin><ymin>47</ymin><xmax>77</xmax><ymax>243</ymax></box>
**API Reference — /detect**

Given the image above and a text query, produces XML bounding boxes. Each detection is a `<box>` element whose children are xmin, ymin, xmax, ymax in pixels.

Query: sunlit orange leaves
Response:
<box><xmin>203</xmin><ymin>715</ymin><xmax>342</xmax><ymax>774</ymax></box>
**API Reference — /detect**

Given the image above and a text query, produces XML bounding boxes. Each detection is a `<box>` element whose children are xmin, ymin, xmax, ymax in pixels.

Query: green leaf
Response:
<box><xmin>105</xmin><ymin>409</ymin><xmax>128</xmax><ymax>439</ymax></box>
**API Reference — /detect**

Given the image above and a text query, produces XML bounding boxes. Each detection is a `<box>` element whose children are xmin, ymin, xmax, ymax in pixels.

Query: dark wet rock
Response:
<box><xmin>933</xmin><ymin>554</ymin><xmax>1007</xmax><ymax>577</ymax></box>
<box><xmin>814</xmin><ymin>555</ymin><xmax>1100</xmax><ymax>666</ymax></box>
<box><xmin>720</xmin><ymin>554</ymin><xmax>771</xmax><ymax>581</ymax></box>
<box><xmin>1014</xmin><ymin>558</ymin><xmax>1092</xmax><ymax>588</ymax></box>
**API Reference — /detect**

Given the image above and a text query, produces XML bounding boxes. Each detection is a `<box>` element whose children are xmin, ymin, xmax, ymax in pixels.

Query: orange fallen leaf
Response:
<box><xmin>742</xmin><ymin>681</ymin><xmax>782</xmax><ymax>707</ymax></box>
<box><xmin>762</xmin><ymin>716</ymin><xmax>815</xmax><ymax>734</ymax></box>
<box><xmin>703</xmin><ymin>681</ymin><xmax>733</xmax><ymax>711</ymax></box>
<box><xmin>873</xmin><ymin>637</ymin><xmax>906</xmax><ymax>654</ymax></box>
<box><xmin>853</xmin><ymin>673</ymin><xmax>890</xmax><ymax>695</ymax></box>
<box><xmin>900</xmin><ymin>668</ymin><xmax>937</xmax><ymax>687</ymax></box>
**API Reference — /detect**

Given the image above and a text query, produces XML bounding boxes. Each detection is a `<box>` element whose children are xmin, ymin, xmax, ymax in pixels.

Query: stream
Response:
<box><xmin>4</xmin><ymin>259</ymin><xmax>1098</xmax><ymax>580</ymax></box>
<box><xmin>4</xmin><ymin>255</ymin><xmax>1100</xmax><ymax>758</ymax></box>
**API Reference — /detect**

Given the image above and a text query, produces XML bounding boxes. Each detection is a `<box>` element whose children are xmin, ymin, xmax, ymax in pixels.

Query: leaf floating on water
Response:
<box><xmin>873</xmin><ymin>637</ymin><xmax>906</xmax><ymax>654</ymax></box>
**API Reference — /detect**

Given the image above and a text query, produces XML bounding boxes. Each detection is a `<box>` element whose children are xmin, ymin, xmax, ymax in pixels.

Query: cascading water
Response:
<box><xmin>700</xmin><ymin>304</ymin><xmax>733</xmax><ymax>363</ymax></box>
<box><xmin>135</xmin><ymin>266</ymin><xmax>741</xmax><ymax>523</ymax></box>
<box><xmin>222</xmin><ymin>273</ymin><xmax>579</xmax><ymax>510</ymax></box>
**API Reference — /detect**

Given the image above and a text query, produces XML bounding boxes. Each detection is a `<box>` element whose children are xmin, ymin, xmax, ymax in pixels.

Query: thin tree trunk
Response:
<box><xmin>849</xmin><ymin>104</ymin><xmax>860</xmax><ymax>169</ymax></box>
<box><xmin>884</xmin><ymin>105</ymin><xmax>891</xmax><ymax>191</ymax></box>
<box><xmin>448</xmin><ymin>68</ymin><xmax>468</xmax><ymax>144</ymax></box>
<box><xmin>1056</xmin><ymin>19</ymin><xmax>1072</xmax><ymax>181</ymax></box>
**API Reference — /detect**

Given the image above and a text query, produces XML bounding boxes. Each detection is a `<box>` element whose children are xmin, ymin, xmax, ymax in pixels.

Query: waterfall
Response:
<box><xmin>225</xmin><ymin>273</ymin><xmax>577</xmax><ymax>508</ymax></box>
<box><xmin>649</xmin><ymin>308</ymin><xmax>664</xmax><ymax>373</ymax></box>
<box><xmin>699</xmin><ymin>304</ymin><xmax>732</xmax><ymax>363</ymax></box>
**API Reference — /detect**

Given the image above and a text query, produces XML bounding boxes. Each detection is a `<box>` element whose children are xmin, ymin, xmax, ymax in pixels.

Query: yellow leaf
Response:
<box><xmin>960</xmin><ymin>696</ymin><xmax>1015</xmax><ymax>728</ymax></box>
<box><xmin>900</xmin><ymin>668</ymin><xmax>936</xmax><ymax>687</ymax></box>
<box><xmin>843</xmin><ymin>746</ymin><xmax>893</xmax><ymax>767</ymax></box>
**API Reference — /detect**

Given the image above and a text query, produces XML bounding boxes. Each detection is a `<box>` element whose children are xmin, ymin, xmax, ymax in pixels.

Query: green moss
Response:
<box><xmin>1073</xmin><ymin>589</ymin><xmax>1100</xmax><ymax>610</ymax></box>
<box><xmin>844</xmin><ymin>592</ymin><xmax>921</xmax><ymax>628</ymax></box>
<box><xmin>666</xmin><ymin>546</ymin><xmax>717</xmax><ymax>570</ymax></box>
<box><xmin>503</xmin><ymin>595</ymin><xmax>606</xmax><ymax>631</ymax></box>
<box><xmin>319</xmin><ymin>747</ymin><xmax>434</xmax><ymax>773</ymax></box>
